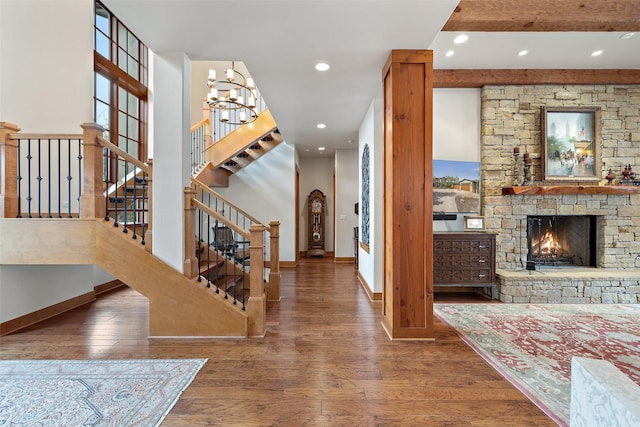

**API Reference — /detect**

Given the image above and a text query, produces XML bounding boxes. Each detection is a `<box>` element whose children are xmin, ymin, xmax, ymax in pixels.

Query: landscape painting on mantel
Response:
<box><xmin>433</xmin><ymin>159</ymin><xmax>480</xmax><ymax>214</ymax></box>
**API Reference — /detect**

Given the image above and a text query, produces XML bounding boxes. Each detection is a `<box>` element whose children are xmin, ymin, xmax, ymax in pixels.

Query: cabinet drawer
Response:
<box><xmin>434</xmin><ymin>268</ymin><xmax>493</xmax><ymax>284</ymax></box>
<box><xmin>434</xmin><ymin>239</ymin><xmax>492</xmax><ymax>254</ymax></box>
<box><xmin>434</xmin><ymin>254</ymin><xmax>491</xmax><ymax>267</ymax></box>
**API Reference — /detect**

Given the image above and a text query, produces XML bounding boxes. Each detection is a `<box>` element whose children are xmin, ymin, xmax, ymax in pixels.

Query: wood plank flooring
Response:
<box><xmin>0</xmin><ymin>259</ymin><xmax>555</xmax><ymax>426</ymax></box>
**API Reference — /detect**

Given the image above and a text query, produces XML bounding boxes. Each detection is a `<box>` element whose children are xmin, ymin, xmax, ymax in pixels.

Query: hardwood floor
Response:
<box><xmin>0</xmin><ymin>259</ymin><xmax>555</xmax><ymax>426</ymax></box>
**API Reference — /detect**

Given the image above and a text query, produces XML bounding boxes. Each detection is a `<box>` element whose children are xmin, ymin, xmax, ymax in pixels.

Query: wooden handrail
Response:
<box><xmin>96</xmin><ymin>135</ymin><xmax>149</xmax><ymax>174</ymax></box>
<box><xmin>9</xmin><ymin>133</ymin><xmax>83</xmax><ymax>140</ymax></box>
<box><xmin>191</xmin><ymin>177</ymin><xmax>269</xmax><ymax>232</ymax></box>
<box><xmin>191</xmin><ymin>198</ymin><xmax>250</xmax><ymax>239</ymax></box>
<box><xmin>190</xmin><ymin>117</ymin><xmax>210</xmax><ymax>133</ymax></box>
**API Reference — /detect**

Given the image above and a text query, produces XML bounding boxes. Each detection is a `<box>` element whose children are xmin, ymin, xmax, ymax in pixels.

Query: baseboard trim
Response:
<box><xmin>0</xmin><ymin>291</ymin><xmax>96</xmax><ymax>336</ymax></box>
<box><xmin>280</xmin><ymin>261</ymin><xmax>297</xmax><ymax>268</ymax></box>
<box><xmin>94</xmin><ymin>279</ymin><xmax>125</xmax><ymax>295</ymax></box>
<box><xmin>357</xmin><ymin>271</ymin><xmax>382</xmax><ymax>302</ymax></box>
<box><xmin>335</xmin><ymin>257</ymin><xmax>355</xmax><ymax>264</ymax></box>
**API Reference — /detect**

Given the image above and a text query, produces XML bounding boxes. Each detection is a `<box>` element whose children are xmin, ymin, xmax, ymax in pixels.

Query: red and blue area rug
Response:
<box><xmin>0</xmin><ymin>358</ymin><xmax>206</xmax><ymax>426</ymax></box>
<box><xmin>434</xmin><ymin>303</ymin><xmax>640</xmax><ymax>427</ymax></box>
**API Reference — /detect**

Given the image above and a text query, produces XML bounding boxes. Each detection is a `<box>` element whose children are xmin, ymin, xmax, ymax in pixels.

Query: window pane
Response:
<box><xmin>95</xmin><ymin>100</ymin><xmax>110</xmax><ymax>130</ymax></box>
<box><xmin>118</xmin><ymin>48</ymin><xmax>127</xmax><ymax>72</ymax></box>
<box><xmin>118</xmin><ymin>112</ymin><xmax>127</xmax><ymax>136</ymax></box>
<box><xmin>128</xmin><ymin>117</ymin><xmax>138</xmax><ymax>140</ymax></box>
<box><xmin>127</xmin><ymin>93</ymin><xmax>138</xmax><ymax>118</ymax></box>
<box><xmin>95</xmin><ymin>73</ymin><xmax>109</xmax><ymax>102</ymax></box>
<box><xmin>127</xmin><ymin>56</ymin><xmax>138</xmax><ymax>80</ymax></box>
<box><xmin>95</xmin><ymin>3</ymin><xmax>109</xmax><ymax>34</ymax></box>
<box><xmin>118</xmin><ymin>135</ymin><xmax>127</xmax><ymax>150</ymax></box>
<box><xmin>127</xmin><ymin>33</ymin><xmax>139</xmax><ymax>58</ymax></box>
<box><xmin>118</xmin><ymin>23</ymin><xmax>126</xmax><ymax>49</ymax></box>
<box><xmin>128</xmin><ymin>139</ymin><xmax>138</xmax><ymax>159</ymax></box>
<box><xmin>95</xmin><ymin>32</ymin><xmax>110</xmax><ymax>59</ymax></box>
<box><xmin>118</xmin><ymin>87</ymin><xmax>127</xmax><ymax>113</ymax></box>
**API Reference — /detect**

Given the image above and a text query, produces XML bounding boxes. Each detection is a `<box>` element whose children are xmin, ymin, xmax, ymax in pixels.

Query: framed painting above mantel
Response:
<box><xmin>541</xmin><ymin>106</ymin><xmax>601</xmax><ymax>184</ymax></box>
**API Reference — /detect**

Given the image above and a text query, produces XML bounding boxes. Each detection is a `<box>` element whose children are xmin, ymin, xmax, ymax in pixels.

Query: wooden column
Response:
<box><xmin>381</xmin><ymin>50</ymin><xmax>434</xmax><ymax>340</ymax></box>
<box><xmin>0</xmin><ymin>122</ymin><xmax>20</xmax><ymax>218</ymax></box>
<box><xmin>183</xmin><ymin>185</ymin><xmax>198</xmax><ymax>278</ymax></box>
<box><xmin>80</xmin><ymin>123</ymin><xmax>106</xmax><ymax>219</ymax></box>
<box><xmin>268</xmin><ymin>220</ymin><xmax>281</xmax><ymax>301</ymax></box>
<box><xmin>247</xmin><ymin>224</ymin><xmax>266</xmax><ymax>337</ymax></box>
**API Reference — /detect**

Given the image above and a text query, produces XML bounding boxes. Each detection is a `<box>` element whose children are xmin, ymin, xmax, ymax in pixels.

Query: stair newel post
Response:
<box><xmin>143</xmin><ymin>159</ymin><xmax>153</xmax><ymax>252</ymax></box>
<box><xmin>247</xmin><ymin>224</ymin><xmax>266</xmax><ymax>337</ymax></box>
<box><xmin>80</xmin><ymin>123</ymin><xmax>106</xmax><ymax>219</ymax></box>
<box><xmin>268</xmin><ymin>220</ymin><xmax>281</xmax><ymax>301</ymax></box>
<box><xmin>183</xmin><ymin>185</ymin><xmax>198</xmax><ymax>279</ymax></box>
<box><xmin>0</xmin><ymin>122</ymin><xmax>20</xmax><ymax>218</ymax></box>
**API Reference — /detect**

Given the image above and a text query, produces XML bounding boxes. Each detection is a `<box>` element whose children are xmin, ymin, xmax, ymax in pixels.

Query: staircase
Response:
<box><xmin>0</xmin><ymin>119</ymin><xmax>281</xmax><ymax>338</ymax></box>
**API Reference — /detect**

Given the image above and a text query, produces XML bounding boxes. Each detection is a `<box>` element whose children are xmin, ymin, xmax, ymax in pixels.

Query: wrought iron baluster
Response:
<box><xmin>132</xmin><ymin>166</ymin><xmax>138</xmax><ymax>239</ymax></box>
<box><xmin>103</xmin><ymin>148</ymin><xmax>109</xmax><ymax>221</ymax></box>
<box><xmin>66</xmin><ymin>138</ymin><xmax>72</xmax><ymax>218</ymax></box>
<box><xmin>47</xmin><ymin>139</ymin><xmax>52</xmax><ymax>218</ymax></box>
<box><xmin>26</xmin><ymin>139</ymin><xmax>32</xmax><ymax>217</ymax></box>
<box><xmin>122</xmin><ymin>160</ymin><xmax>128</xmax><ymax>233</ymax></box>
<box><xmin>57</xmin><ymin>140</ymin><xmax>61</xmax><ymax>218</ymax></box>
<box><xmin>140</xmin><ymin>172</ymin><xmax>147</xmax><ymax>245</ymax></box>
<box><xmin>36</xmin><ymin>138</ymin><xmax>42</xmax><ymax>217</ymax></box>
<box><xmin>197</xmin><ymin>199</ymin><xmax>202</xmax><ymax>283</ymax></box>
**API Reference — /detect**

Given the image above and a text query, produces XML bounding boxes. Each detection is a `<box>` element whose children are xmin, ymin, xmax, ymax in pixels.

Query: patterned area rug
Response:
<box><xmin>0</xmin><ymin>358</ymin><xmax>206</xmax><ymax>426</ymax></box>
<box><xmin>434</xmin><ymin>304</ymin><xmax>640</xmax><ymax>427</ymax></box>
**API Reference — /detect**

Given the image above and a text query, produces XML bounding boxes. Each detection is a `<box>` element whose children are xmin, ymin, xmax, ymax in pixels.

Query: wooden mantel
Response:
<box><xmin>502</xmin><ymin>185</ymin><xmax>640</xmax><ymax>196</ymax></box>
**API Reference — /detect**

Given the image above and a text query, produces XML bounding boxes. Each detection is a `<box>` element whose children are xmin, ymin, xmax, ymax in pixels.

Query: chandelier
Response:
<box><xmin>206</xmin><ymin>62</ymin><xmax>259</xmax><ymax>125</ymax></box>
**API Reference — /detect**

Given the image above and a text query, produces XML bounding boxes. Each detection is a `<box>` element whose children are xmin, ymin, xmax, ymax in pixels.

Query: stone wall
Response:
<box><xmin>479</xmin><ymin>85</ymin><xmax>640</xmax><ymax>303</ymax></box>
<box><xmin>481</xmin><ymin>85</ymin><xmax>640</xmax><ymax>269</ymax></box>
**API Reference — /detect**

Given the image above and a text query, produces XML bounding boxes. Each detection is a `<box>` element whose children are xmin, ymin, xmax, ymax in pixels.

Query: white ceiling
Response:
<box><xmin>102</xmin><ymin>0</ymin><xmax>640</xmax><ymax>157</ymax></box>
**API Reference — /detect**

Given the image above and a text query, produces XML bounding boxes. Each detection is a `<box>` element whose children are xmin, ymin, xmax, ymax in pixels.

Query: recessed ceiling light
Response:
<box><xmin>445</xmin><ymin>50</ymin><xmax>455</xmax><ymax>57</ymax></box>
<box><xmin>315</xmin><ymin>62</ymin><xmax>330</xmax><ymax>71</ymax></box>
<box><xmin>305</xmin><ymin>148</ymin><xmax>310</xmax><ymax>152</ymax></box>
<box><xmin>620</xmin><ymin>32</ymin><xmax>636</xmax><ymax>39</ymax></box>
<box><xmin>317</xmin><ymin>123</ymin><xmax>326</xmax><ymax>129</ymax></box>
<box><xmin>517</xmin><ymin>50</ymin><xmax>528</xmax><ymax>56</ymax></box>
<box><xmin>453</xmin><ymin>34</ymin><xmax>468</xmax><ymax>44</ymax></box>
<box><xmin>591</xmin><ymin>50</ymin><xmax>603</xmax><ymax>57</ymax></box>
<box><xmin>318</xmin><ymin>147</ymin><xmax>325</xmax><ymax>151</ymax></box>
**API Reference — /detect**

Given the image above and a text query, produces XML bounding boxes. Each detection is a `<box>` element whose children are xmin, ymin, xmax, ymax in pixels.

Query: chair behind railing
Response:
<box><xmin>186</xmin><ymin>177</ymin><xmax>280</xmax><ymax>302</ymax></box>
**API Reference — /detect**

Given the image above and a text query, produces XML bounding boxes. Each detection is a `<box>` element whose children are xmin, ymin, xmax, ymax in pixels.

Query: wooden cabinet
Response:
<box><xmin>433</xmin><ymin>232</ymin><xmax>496</xmax><ymax>298</ymax></box>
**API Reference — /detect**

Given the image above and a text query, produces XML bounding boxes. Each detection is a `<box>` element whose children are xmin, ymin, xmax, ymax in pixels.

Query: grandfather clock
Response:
<box><xmin>307</xmin><ymin>189</ymin><xmax>326</xmax><ymax>257</ymax></box>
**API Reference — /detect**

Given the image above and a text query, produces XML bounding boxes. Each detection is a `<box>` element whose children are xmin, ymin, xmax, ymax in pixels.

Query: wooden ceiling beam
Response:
<box><xmin>443</xmin><ymin>0</ymin><xmax>640</xmax><ymax>32</ymax></box>
<box><xmin>433</xmin><ymin>69</ymin><xmax>640</xmax><ymax>88</ymax></box>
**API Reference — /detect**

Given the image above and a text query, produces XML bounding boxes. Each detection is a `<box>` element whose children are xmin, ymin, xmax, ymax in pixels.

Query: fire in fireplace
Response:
<box><xmin>527</xmin><ymin>215</ymin><xmax>597</xmax><ymax>267</ymax></box>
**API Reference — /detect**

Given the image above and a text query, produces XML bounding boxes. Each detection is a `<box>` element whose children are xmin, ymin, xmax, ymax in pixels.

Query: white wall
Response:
<box><xmin>0</xmin><ymin>0</ymin><xmax>93</xmax><ymax>130</ymax></box>
<box><xmin>0</xmin><ymin>0</ymin><xmax>99</xmax><ymax>323</ymax></box>
<box><xmin>214</xmin><ymin>143</ymin><xmax>297</xmax><ymax>262</ymax></box>
<box><xmin>299</xmin><ymin>156</ymin><xmax>335</xmax><ymax>253</ymax></box>
<box><xmin>358</xmin><ymin>99</ymin><xmax>384</xmax><ymax>293</ymax></box>
<box><xmin>151</xmin><ymin>52</ymin><xmax>191</xmax><ymax>271</ymax></box>
<box><xmin>334</xmin><ymin>150</ymin><xmax>359</xmax><ymax>258</ymax></box>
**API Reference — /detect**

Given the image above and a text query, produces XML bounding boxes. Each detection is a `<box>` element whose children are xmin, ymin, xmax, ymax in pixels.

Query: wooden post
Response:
<box><xmin>268</xmin><ymin>221</ymin><xmax>281</xmax><ymax>301</ymax></box>
<box><xmin>247</xmin><ymin>224</ymin><xmax>266</xmax><ymax>337</ymax></box>
<box><xmin>183</xmin><ymin>185</ymin><xmax>198</xmax><ymax>278</ymax></box>
<box><xmin>144</xmin><ymin>159</ymin><xmax>153</xmax><ymax>252</ymax></box>
<box><xmin>0</xmin><ymin>122</ymin><xmax>20</xmax><ymax>218</ymax></box>
<box><xmin>381</xmin><ymin>50</ymin><xmax>435</xmax><ymax>340</ymax></box>
<box><xmin>80</xmin><ymin>123</ymin><xmax>106</xmax><ymax>219</ymax></box>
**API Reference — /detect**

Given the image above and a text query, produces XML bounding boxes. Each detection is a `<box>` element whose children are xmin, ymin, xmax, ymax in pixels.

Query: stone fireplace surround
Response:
<box><xmin>480</xmin><ymin>85</ymin><xmax>640</xmax><ymax>303</ymax></box>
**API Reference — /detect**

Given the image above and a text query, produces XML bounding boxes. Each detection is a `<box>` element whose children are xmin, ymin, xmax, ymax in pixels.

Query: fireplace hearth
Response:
<box><xmin>527</xmin><ymin>215</ymin><xmax>597</xmax><ymax>268</ymax></box>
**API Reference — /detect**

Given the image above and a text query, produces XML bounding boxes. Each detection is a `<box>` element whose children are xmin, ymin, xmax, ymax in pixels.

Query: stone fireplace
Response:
<box><xmin>527</xmin><ymin>215</ymin><xmax>597</xmax><ymax>268</ymax></box>
<box><xmin>478</xmin><ymin>84</ymin><xmax>640</xmax><ymax>303</ymax></box>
